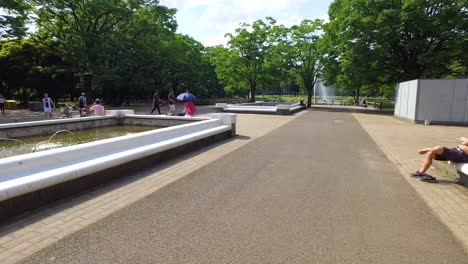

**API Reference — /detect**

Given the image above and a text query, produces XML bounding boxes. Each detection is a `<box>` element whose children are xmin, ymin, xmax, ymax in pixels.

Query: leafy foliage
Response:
<box><xmin>0</xmin><ymin>0</ymin><xmax>30</xmax><ymax>38</ymax></box>
<box><xmin>210</xmin><ymin>18</ymin><xmax>278</xmax><ymax>102</ymax></box>
<box><xmin>323</xmin><ymin>0</ymin><xmax>468</xmax><ymax>97</ymax></box>
<box><xmin>1</xmin><ymin>0</ymin><xmax>466</xmax><ymax>105</ymax></box>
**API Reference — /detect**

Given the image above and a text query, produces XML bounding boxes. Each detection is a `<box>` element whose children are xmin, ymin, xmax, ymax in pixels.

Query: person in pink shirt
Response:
<box><xmin>183</xmin><ymin>89</ymin><xmax>196</xmax><ymax>117</ymax></box>
<box><xmin>89</xmin><ymin>99</ymin><xmax>105</xmax><ymax>116</ymax></box>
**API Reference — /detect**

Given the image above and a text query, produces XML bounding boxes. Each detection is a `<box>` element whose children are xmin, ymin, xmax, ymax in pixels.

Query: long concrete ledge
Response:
<box><xmin>0</xmin><ymin>112</ymin><xmax>208</xmax><ymax>138</ymax></box>
<box><xmin>215</xmin><ymin>102</ymin><xmax>305</xmax><ymax>115</ymax></box>
<box><xmin>0</xmin><ymin>114</ymin><xmax>236</xmax><ymax>219</ymax></box>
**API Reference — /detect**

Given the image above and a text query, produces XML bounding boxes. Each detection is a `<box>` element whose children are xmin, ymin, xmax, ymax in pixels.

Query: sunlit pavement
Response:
<box><xmin>17</xmin><ymin>111</ymin><xmax>468</xmax><ymax>264</ymax></box>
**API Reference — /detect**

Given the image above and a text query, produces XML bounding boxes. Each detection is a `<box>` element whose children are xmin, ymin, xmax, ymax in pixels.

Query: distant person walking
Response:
<box><xmin>42</xmin><ymin>93</ymin><xmax>55</xmax><ymax>118</ymax></box>
<box><xmin>78</xmin><ymin>92</ymin><xmax>87</xmax><ymax>116</ymax></box>
<box><xmin>151</xmin><ymin>90</ymin><xmax>162</xmax><ymax>115</ymax></box>
<box><xmin>0</xmin><ymin>94</ymin><xmax>5</xmax><ymax>114</ymax></box>
<box><xmin>89</xmin><ymin>99</ymin><xmax>105</xmax><ymax>116</ymax></box>
<box><xmin>167</xmin><ymin>89</ymin><xmax>176</xmax><ymax>116</ymax></box>
<box><xmin>177</xmin><ymin>89</ymin><xmax>196</xmax><ymax>117</ymax></box>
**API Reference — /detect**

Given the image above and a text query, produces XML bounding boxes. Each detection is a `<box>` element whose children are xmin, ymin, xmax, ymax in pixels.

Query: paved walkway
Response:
<box><xmin>353</xmin><ymin>113</ymin><xmax>468</xmax><ymax>251</ymax></box>
<box><xmin>0</xmin><ymin>113</ymin><xmax>298</xmax><ymax>264</ymax></box>
<box><xmin>19</xmin><ymin>111</ymin><xmax>468</xmax><ymax>263</ymax></box>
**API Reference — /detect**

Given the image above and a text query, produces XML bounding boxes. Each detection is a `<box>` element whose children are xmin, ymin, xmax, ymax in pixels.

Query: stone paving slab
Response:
<box><xmin>0</xmin><ymin>112</ymin><xmax>304</xmax><ymax>264</ymax></box>
<box><xmin>353</xmin><ymin>113</ymin><xmax>468</xmax><ymax>251</ymax></box>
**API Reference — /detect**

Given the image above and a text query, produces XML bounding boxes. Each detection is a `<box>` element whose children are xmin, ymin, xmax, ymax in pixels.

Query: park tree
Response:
<box><xmin>212</xmin><ymin>18</ymin><xmax>277</xmax><ymax>102</ymax></box>
<box><xmin>158</xmin><ymin>34</ymin><xmax>216</xmax><ymax>97</ymax></box>
<box><xmin>324</xmin><ymin>0</ymin><xmax>468</xmax><ymax>97</ymax></box>
<box><xmin>272</xmin><ymin>19</ymin><xmax>324</xmax><ymax>107</ymax></box>
<box><xmin>29</xmin><ymin>0</ymin><xmax>177</xmax><ymax>102</ymax></box>
<box><xmin>0</xmin><ymin>0</ymin><xmax>30</xmax><ymax>39</ymax></box>
<box><xmin>0</xmin><ymin>39</ymin><xmax>73</xmax><ymax>103</ymax></box>
<box><xmin>209</xmin><ymin>45</ymin><xmax>249</xmax><ymax>97</ymax></box>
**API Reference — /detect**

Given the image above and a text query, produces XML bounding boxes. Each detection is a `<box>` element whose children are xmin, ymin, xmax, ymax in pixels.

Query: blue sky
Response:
<box><xmin>159</xmin><ymin>0</ymin><xmax>334</xmax><ymax>46</ymax></box>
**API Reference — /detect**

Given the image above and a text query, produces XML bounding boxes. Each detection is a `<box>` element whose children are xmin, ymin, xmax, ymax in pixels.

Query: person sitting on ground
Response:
<box><xmin>411</xmin><ymin>137</ymin><xmax>468</xmax><ymax>182</ymax></box>
<box><xmin>89</xmin><ymin>99</ymin><xmax>105</xmax><ymax>116</ymax></box>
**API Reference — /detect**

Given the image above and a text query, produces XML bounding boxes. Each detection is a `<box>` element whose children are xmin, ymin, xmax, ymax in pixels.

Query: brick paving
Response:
<box><xmin>0</xmin><ymin>112</ymin><xmax>303</xmax><ymax>264</ymax></box>
<box><xmin>353</xmin><ymin>113</ymin><xmax>468</xmax><ymax>251</ymax></box>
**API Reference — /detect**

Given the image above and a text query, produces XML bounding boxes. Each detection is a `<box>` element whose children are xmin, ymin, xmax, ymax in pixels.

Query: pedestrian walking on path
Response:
<box><xmin>177</xmin><ymin>89</ymin><xmax>196</xmax><ymax>117</ymax></box>
<box><xmin>167</xmin><ymin>89</ymin><xmax>176</xmax><ymax>116</ymax></box>
<box><xmin>42</xmin><ymin>93</ymin><xmax>55</xmax><ymax>118</ymax></box>
<box><xmin>78</xmin><ymin>92</ymin><xmax>87</xmax><ymax>116</ymax></box>
<box><xmin>151</xmin><ymin>90</ymin><xmax>162</xmax><ymax>115</ymax></box>
<box><xmin>0</xmin><ymin>94</ymin><xmax>5</xmax><ymax>114</ymax></box>
<box><xmin>411</xmin><ymin>137</ymin><xmax>468</xmax><ymax>182</ymax></box>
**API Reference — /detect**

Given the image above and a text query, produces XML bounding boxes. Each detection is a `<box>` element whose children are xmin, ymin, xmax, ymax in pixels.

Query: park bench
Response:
<box><xmin>449</xmin><ymin>161</ymin><xmax>468</xmax><ymax>187</ymax></box>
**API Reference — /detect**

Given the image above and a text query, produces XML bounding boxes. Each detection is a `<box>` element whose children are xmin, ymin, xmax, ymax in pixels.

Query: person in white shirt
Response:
<box><xmin>42</xmin><ymin>93</ymin><xmax>55</xmax><ymax>118</ymax></box>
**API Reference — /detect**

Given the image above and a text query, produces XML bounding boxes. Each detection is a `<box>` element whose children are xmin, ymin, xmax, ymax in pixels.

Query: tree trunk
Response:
<box><xmin>250</xmin><ymin>81</ymin><xmax>256</xmax><ymax>102</ymax></box>
<box><xmin>307</xmin><ymin>83</ymin><xmax>312</xmax><ymax>108</ymax></box>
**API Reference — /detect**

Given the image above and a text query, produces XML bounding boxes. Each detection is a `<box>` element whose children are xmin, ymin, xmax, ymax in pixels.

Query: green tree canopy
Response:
<box><xmin>29</xmin><ymin>0</ymin><xmax>178</xmax><ymax>102</ymax></box>
<box><xmin>211</xmin><ymin>17</ymin><xmax>277</xmax><ymax>102</ymax></box>
<box><xmin>323</xmin><ymin>0</ymin><xmax>468</xmax><ymax>97</ymax></box>
<box><xmin>272</xmin><ymin>19</ymin><xmax>324</xmax><ymax>107</ymax></box>
<box><xmin>0</xmin><ymin>0</ymin><xmax>30</xmax><ymax>38</ymax></box>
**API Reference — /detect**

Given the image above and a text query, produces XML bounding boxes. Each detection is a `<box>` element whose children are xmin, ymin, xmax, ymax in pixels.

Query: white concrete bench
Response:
<box><xmin>0</xmin><ymin>114</ymin><xmax>236</xmax><ymax>203</ymax></box>
<box><xmin>449</xmin><ymin>161</ymin><xmax>468</xmax><ymax>187</ymax></box>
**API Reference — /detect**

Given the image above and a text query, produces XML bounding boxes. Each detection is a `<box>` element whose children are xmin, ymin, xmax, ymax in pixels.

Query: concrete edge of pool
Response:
<box><xmin>0</xmin><ymin>112</ymin><xmax>237</xmax><ymax>220</ymax></box>
<box><xmin>214</xmin><ymin>102</ymin><xmax>305</xmax><ymax>115</ymax></box>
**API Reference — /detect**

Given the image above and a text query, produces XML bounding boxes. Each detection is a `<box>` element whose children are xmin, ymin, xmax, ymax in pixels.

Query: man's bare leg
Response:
<box><xmin>418</xmin><ymin>148</ymin><xmax>432</xmax><ymax>154</ymax></box>
<box><xmin>419</xmin><ymin>146</ymin><xmax>444</xmax><ymax>174</ymax></box>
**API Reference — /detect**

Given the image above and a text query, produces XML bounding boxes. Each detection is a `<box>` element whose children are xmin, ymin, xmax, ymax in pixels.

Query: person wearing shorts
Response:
<box><xmin>167</xmin><ymin>89</ymin><xmax>176</xmax><ymax>116</ymax></box>
<box><xmin>0</xmin><ymin>94</ymin><xmax>5</xmax><ymax>114</ymax></box>
<box><xmin>411</xmin><ymin>137</ymin><xmax>468</xmax><ymax>182</ymax></box>
<box><xmin>42</xmin><ymin>93</ymin><xmax>55</xmax><ymax>118</ymax></box>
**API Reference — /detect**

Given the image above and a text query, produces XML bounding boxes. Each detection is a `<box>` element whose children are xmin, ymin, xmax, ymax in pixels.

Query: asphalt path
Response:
<box><xmin>22</xmin><ymin>111</ymin><xmax>468</xmax><ymax>263</ymax></box>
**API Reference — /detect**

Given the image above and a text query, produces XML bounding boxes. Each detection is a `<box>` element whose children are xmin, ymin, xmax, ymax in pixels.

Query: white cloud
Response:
<box><xmin>204</xmin><ymin>34</ymin><xmax>229</xmax><ymax>47</ymax></box>
<box><xmin>160</xmin><ymin>0</ymin><xmax>180</xmax><ymax>9</ymax></box>
<box><xmin>185</xmin><ymin>0</ymin><xmax>224</xmax><ymax>8</ymax></box>
<box><xmin>159</xmin><ymin>0</ymin><xmax>333</xmax><ymax>46</ymax></box>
